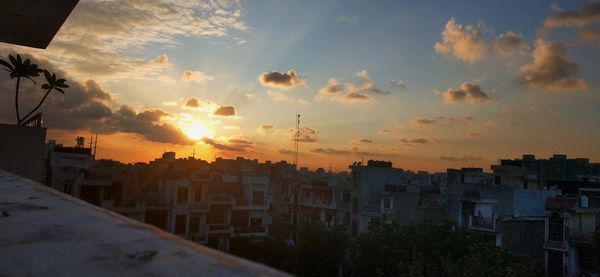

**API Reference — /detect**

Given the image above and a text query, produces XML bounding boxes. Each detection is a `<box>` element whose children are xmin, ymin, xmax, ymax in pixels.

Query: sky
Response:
<box><xmin>1</xmin><ymin>0</ymin><xmax>599</xmax><ymax>172</ymax></box>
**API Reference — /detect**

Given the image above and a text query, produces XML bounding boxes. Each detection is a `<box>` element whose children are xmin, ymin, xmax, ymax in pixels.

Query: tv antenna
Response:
<box><xmin>294</xmin><ymin>113</ymin><xmax>300</xmax><ymax>167</ymax></box>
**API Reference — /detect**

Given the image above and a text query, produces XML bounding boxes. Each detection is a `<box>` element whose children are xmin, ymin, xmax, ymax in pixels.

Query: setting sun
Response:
<box><xmin>183</xmin><ymin>122</ymin><xmax>212</xmax><ymax>140</ymax></box>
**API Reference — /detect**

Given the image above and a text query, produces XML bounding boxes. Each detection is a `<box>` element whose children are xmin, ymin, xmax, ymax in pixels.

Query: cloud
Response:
<box><xmin>390</xmin><ymin>80</ymin><xmax>407</xmax><ymax>88</ymax></box>
<box><xmin>520</xmin><ymin>39</ymin><xmax>587</xmax><ymax>91</ymax></box>
<box><xmin>440</xmin><ymin>155</ymin><xmax>483</xmax><ymax>162</ymax></box>
<box><xmin>544</xmin><ymin>3</ymin><xmax>600</xmax><ymax>28</ymax></box>
<box><xmin>162</xmin><ymin>101</ymin><xmax>178</xmax><ymax>106</ymax></box>
<box><xmin>0</xmin><ymin>53</ymin><xmax>191</xmax><ymax>146</ymax></box>
<box><xmin>267</xmin><ymin>91</ymin><xmax>291</xmax><ymax>102</ymax></box>
<box><xmin>442</xmin><ymin>83</ymin><xmax>494</xmax><ymax>103</ymax></box>
<box><xmin>434</xmin><ymin>18</ymin><xmax>486</xmax><ymax>63</ymax></box>
<box><xmin>154</xmin><ymin>54</ymin><xmax>169</xmax><ymax>64</ymax></box>
<box><xmin>316</xmin><ymin>70</ymin><xmax>389</xmax><ymax>103</ymax></box>
<box><xmin>213</xmin><ymin>106</ymin><xmax>236</xmax><ymax>117</ymax></box>
<box><xmin>491</xmin><ymin>31</ymin><xmax>529</xmax><ymax>66</ymax></box>
<box><xmin>354</xmin><ymin>138</ymin><xmax>375</xmax><ymax>144</ymax></box>
<box><xmin>181</xmin><ymin>70</ymin><xmax>214</xmax><ymax>83</ymax></box>
<box><xmin>258</xmin><ymin>70</ymin><xmax>305</xmax><ymax>90</ymax></box>
<box><xmin>337</xmin><ymin>14</ymin><xmax>358</xmax><ymax>26</ymax></box>
<box><xmin>289</xmin><ymin>127</ymin><xmax>319</xmax><ymax>142</ymax></box>
<box><xmin>483</xmin><ymin>120</ymin><xmax>497</xmax><ymax>129</ymax></box>
<box><xmin>278</xmin><ymin>149</ymin><xmax>295</xmax><ymax>155</ymax></box>
<box><xmin>202</xmin><ymin>137</ymin><xmax>254</xmax><ymax>152</ymax></box>
<box><xmin>106</xmin><ymin>105</ymin><xmax>193</xmax><ymax>145</ymax></box>
<box><xmin>311</xmin><ymin>147</ymin><xmax>352</xmax><ymax>155</ymax></box>
<box><xmin>410</xmin><ymin>116</ymin><xmax>474</xmax><ymax>129</ymax></box>
<box><xmin>580</xmin><ymin>26</ymin><xmax>600</xmax><ymax>41</ymax></box>
<box><xmin>257</xmin><ymin>124</ymin><xmax>275</xmax><ymax>134</ymax></box>
<box><xmin>9</xmin><ymin>0</ymin><xmax>249</xmax><ymax>81</ymax></box>
<box><xmin>398</xmin><ymin>137</ymin><xmax>438</xmax><ymax>146</ymax></box>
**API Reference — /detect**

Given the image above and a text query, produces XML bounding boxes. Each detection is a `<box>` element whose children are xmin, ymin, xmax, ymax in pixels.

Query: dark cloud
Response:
<box><xmin>442</xmin><ymin>83</ymin><xmax>494</xmax><ymax>104</ymax></box>
<box><xmin>411</xmin><ymin>116</ymin><xmax>473</xmax><ymax>129</ymax></box>
<box><xmin>580</xmin><ymin>26</ymin><xmax>600</xmax><ymax>41</ymax></box>
<box><xmin>544</xmin><ymin>3</ymin><xmax>600</xmax><ymax>28</ymax></box>
<box><xmin>390</xmin><ymin>80</ymin><xmax>406</xmax><ymax>88</ymax></box>
<box><xmin>398</xmin><ymin>137</ymin><xmax>438</xmax><ymax>146</ymax></box>
<box><xmin>491</xmin><ymin>31</ymin><xmax>529</xmax><ymax>66</ymax></box>
<box><xmin>258</xmin><ymin>124</ymin><xmax>275</xmax><ymax>134</ymax></box>
<box><xmin>0</xmin><ymin>52</ymin><xmax>192</xmax><ymax>146</ymax></box>
<box><xmin>184</xmin><ymin>97</ymin><xmax>201</xmax><ymax>108</ymax></box>
<box><xmin>289</xmin><ymin>127</ymin><xmax>319</xmax><ymax>143</ymax></box>
<box><xmin>213</xmin><ymin>106</ymin><xmax>236</xmax><ymax>116</ymax></box>
<box><xmin>278</xmin><ymin>149</ymin><xmax>294</xmax><ymax>155</ymax></box>
<box><xmin>440</xmin><ymin>155</ymin><xmax>483</xmax><ymax>162</ymax></box>
<box><xmin>520</xmin><ymin>39</ymin><xmax>587</xmax><ymax>91</ymax></box>
<box><xmin>258</xmin><ymin>70</ymin><xmax>304</xmax><ymax>89</ymax></box>
<box><xmin>311</xmin><ymin>148</ymin><xmax>352</xmax><ymax>155</ymax></box>
<box><xmin>356</xmin><ymin>138</ymin><xmax>374</xmax><ymax>144</ymax></box>
<box><xmin>202</xmin><ymin>137</ymin><xmax>254</xmax><ymax>152</ymax></box>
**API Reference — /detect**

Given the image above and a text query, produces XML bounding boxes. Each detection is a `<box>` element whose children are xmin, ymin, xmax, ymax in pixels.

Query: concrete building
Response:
<box><xmin>544</xmin><ymin>191</ymin><xmax>600</xmax><ymax>277</ymax></box>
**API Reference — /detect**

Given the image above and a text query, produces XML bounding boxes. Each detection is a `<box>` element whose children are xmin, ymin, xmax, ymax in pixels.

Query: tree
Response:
<box><xmin>352</xmin><ymin>219</ymin><xmax>540</xmax><ymax>277</ymax></box>
<box><xmin>0</xmin><ymin>54</ymin><xmax>42</xmax><ymax>123</ymax></box>
<box><xmin>19</xmin><ymin>70</ymin><xmax>68</xmax><ymax>124</ymax></box>
<box><xmin>297</xmin><ymin>221</ymin><xmax>349</xmax><ymax>277</ymax></box>
<box><xmin>0</xmin><ymin>54</ymin><xmax>68</xmax><ymax>125</ymax></box>
<box><xmin>229</xmin><ymin>236</ymin><xmax>297</xmax><ymax>273</ymax></box>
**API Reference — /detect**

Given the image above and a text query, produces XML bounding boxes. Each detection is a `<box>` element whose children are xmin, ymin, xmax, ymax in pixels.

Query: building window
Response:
<box><xmin>64</xmin><ymin>179</ymin><xmax>74</xmax><ymax>195</ymax></box>
<box><xmin>382</xmin><ymin>197</ymin><xmax>391</xmax><ymax>210</ymax></box>
<box><xmin>194</xmin><ymin>186</ymin><xmax>202</xmax><ymax>202</ymax></box>
<box><xmin>342</xmin><ymin>192</ymin><xmax>351</xmax><ymax>203</ymax></box>
<box><xmin>548</xmin><ymin>213</ymin><xmax>564</xmax><ymax>241</ymax></box>
<box><xmin>494</xmin><ymin>175</ymin><xmax>501</xmax><ymax>185</ymax></box>
<box><xmin>352</xmin><ymin>221</ymin><xmax>358</xmax><ymax>236</ymax></box>
<box><xmin>177</xmin><ymin>187</ymin><xmax>189</xmax><ymax>204</ymax></box>
<box><xmin>189</xmin><ymin>216</ymin><xmax>199</xmax><ymax>234</ymax></box>
<box><xmin>252</xmin><ymin>191</ymin><xmax>265</xmax><ymax>206</ymax></box>
<box><xmin>352</xmin><ymin>197</ymin><xmax>359</xmax><ymax>214</ymax></box>
<box><xmin>175</xmin><ymin>214</ymin><xmax>187</xmax><ymax>234</ymax></box>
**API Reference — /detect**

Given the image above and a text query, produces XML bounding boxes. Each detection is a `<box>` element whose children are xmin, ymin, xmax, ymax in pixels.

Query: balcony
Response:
<box><xmin>468</xmin><ymin>215</ymin><xmax>496</xmax><ymax>232</ymax></box>
<box><xmin>236</xmin><ymin>225</ymin><xmax>268</xmax><ymax>237</ymax></box>
<box><xmin>209</xmin><ymin>194</ymin><xmax>233</xmax><ymax>205</ymax></box>
<box><xmin>207</xmin><ymin>223</ymin><xmax>233</xmax><ymax>234</ymax></box>
<box><xmin>297</xmin><ymin>197</ymin><xmax>336</xmax><ymax>209</ymax></box>
<box><xmin>233</xmin><ymin>198</ymin><xmax>267</xmax><ymax>210</ymax></box>
<box><xmin>0</xmin><ymin>169</ymin><xmax>287</xmax><ymax>276</ymax></box>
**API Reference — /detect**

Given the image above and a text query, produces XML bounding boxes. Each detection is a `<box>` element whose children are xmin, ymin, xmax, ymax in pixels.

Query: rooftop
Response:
<box><xmin>0</xmin><ymin>169</ymin><xmax>287</xmax><ymax>276</ymax></box>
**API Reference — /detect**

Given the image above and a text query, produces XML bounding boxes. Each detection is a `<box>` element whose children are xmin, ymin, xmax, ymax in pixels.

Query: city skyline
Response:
<box><xmin>1</xmin><ymin>0</ymin><xmax>599</xmax><ymax>172</ymax></box>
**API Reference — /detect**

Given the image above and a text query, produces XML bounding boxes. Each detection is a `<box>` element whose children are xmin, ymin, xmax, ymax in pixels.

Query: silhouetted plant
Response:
<box><xmin>0</xmin><ymin>54</ymin><xmax>43</xmax><ymax>123</ymax></box>
<box><xmin>0</xmin><ymin>54</ymin><xmax>68</xmax><ymax>125</ymax></box>
<box><xmin>19</xmin><ymin>70</ymin><xmax>68</xmax><ymax>125</ymax></box>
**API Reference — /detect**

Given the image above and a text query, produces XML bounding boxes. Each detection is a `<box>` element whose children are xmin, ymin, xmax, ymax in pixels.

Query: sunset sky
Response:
<box><xmin>1</xmin><ymin>0</ymin><xmax>599</xmax><ymax>172</ymax></box>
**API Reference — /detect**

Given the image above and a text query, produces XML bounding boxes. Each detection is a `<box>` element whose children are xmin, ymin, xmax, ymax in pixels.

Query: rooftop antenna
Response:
<box><xmin>89</xmin><ymin>134</ymin><xmax>93</xmax><ymax>149</ymax></box>
<box><xmin>192</xmin><ymin>145</ymin><xmax>196</xmax><ymax>159</ymax></box>
<box><xmin>294</xmin><ymin>113</ymin><xmax>301</xmax><ymax>167</ymax></box>
<box><xmin>93</xmin><ymin>134</ymin><xmax>98</xmax><ymax>157</ymax></box>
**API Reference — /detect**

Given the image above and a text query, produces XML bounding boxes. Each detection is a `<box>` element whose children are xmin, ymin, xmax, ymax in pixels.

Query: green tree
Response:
<box><xmin>352</xmin><ymin>219</ymin><xmax>539</xmax><ymax>277</ymax></box>
<box><xmin>297</xmin><ymin>221</ymin><xmax>349</xmax><ymax>277</ymax></box>
<box><xmin>229</xmin><ymin>236</ymin><xmax>296</xmax><ymax>273</ymax></box>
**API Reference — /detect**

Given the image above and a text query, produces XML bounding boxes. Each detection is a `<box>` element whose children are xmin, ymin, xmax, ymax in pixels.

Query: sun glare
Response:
<box><xmin>183</xmin><ymin>122</ymin><xmax>212</xmax><ymax>140</ymax></box>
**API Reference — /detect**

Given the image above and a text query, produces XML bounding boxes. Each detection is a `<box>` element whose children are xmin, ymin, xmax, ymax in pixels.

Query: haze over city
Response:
<box><xmin>1</xmin><ymin>0</ymin><xmax>599</xmax><ymax>171</ymax></box>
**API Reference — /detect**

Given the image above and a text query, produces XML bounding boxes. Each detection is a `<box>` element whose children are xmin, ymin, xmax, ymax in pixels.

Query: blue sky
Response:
<box><xmin>0</xmin><ymin>0</ymin><xmax>598</xmax><ymax>171</ymax></box>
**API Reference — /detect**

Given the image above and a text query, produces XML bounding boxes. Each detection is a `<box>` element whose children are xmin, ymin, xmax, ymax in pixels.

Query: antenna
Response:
<box><xmin>93</xmin><ymin>134</ymin><xmax>98</xmax><ymax>157</ymax></box>
<box><xmin>294</xmin><ymin>113</ymin><xmax>301</xmax><ymax>167</ymax></box>
<box><xmin>192</xmin><ymin>145</ymin><xmax>196</xmax><ymax>159</ymax></box>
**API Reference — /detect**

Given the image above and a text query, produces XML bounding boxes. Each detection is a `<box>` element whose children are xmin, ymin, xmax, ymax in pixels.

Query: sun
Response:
<box><xmin>183</xmin><ymin>122</ymin><xmax>213</xmax><ymax>140</ymax></box>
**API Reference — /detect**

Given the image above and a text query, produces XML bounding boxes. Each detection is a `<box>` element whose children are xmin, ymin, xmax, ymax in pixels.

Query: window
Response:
<box><xmin>177</xmin><ymin>187</ymin><xmax>189</xmax><ymax>204</ymax></box>
<box><xmin>175</xmin><ymin>214</ymin><xmax>187</xmax><ymax>234</ymax></box>
<box><xmin>342</xmin><ymin>191</ymin><xmax>351</xmax><ymax>203</ymax></box>
<box><xmin>494</xmin><ymin>175</ymin><xmax>501</xmax><ymax>185</ymax></box>
<box><xmin>383</xmin><ymin>197</ymin><xmax>391</xmax><ymax>210</ymax></box>
<box><xmin>548</xmin><ymin>213</ymin><xmax>564</xmax><ymax>241</ymax></box>
<box><xmin>194</xmin><ymin>186</ymin><xmax>202</xmax><ymax>202</ymax></box>
<box><xmin>252</xmin><ymin>191</ymin><xmax>265</xmax><ymax>206</ymax></box>
<box><xmin>189</xmin><ymin>216</ymin><xmax>199</xmax><ymax>234</ymax></box>
<box><xmin>352</xmin><ymin>197</ymin><xmax>359</xmax><ymax>214</ymax></box>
